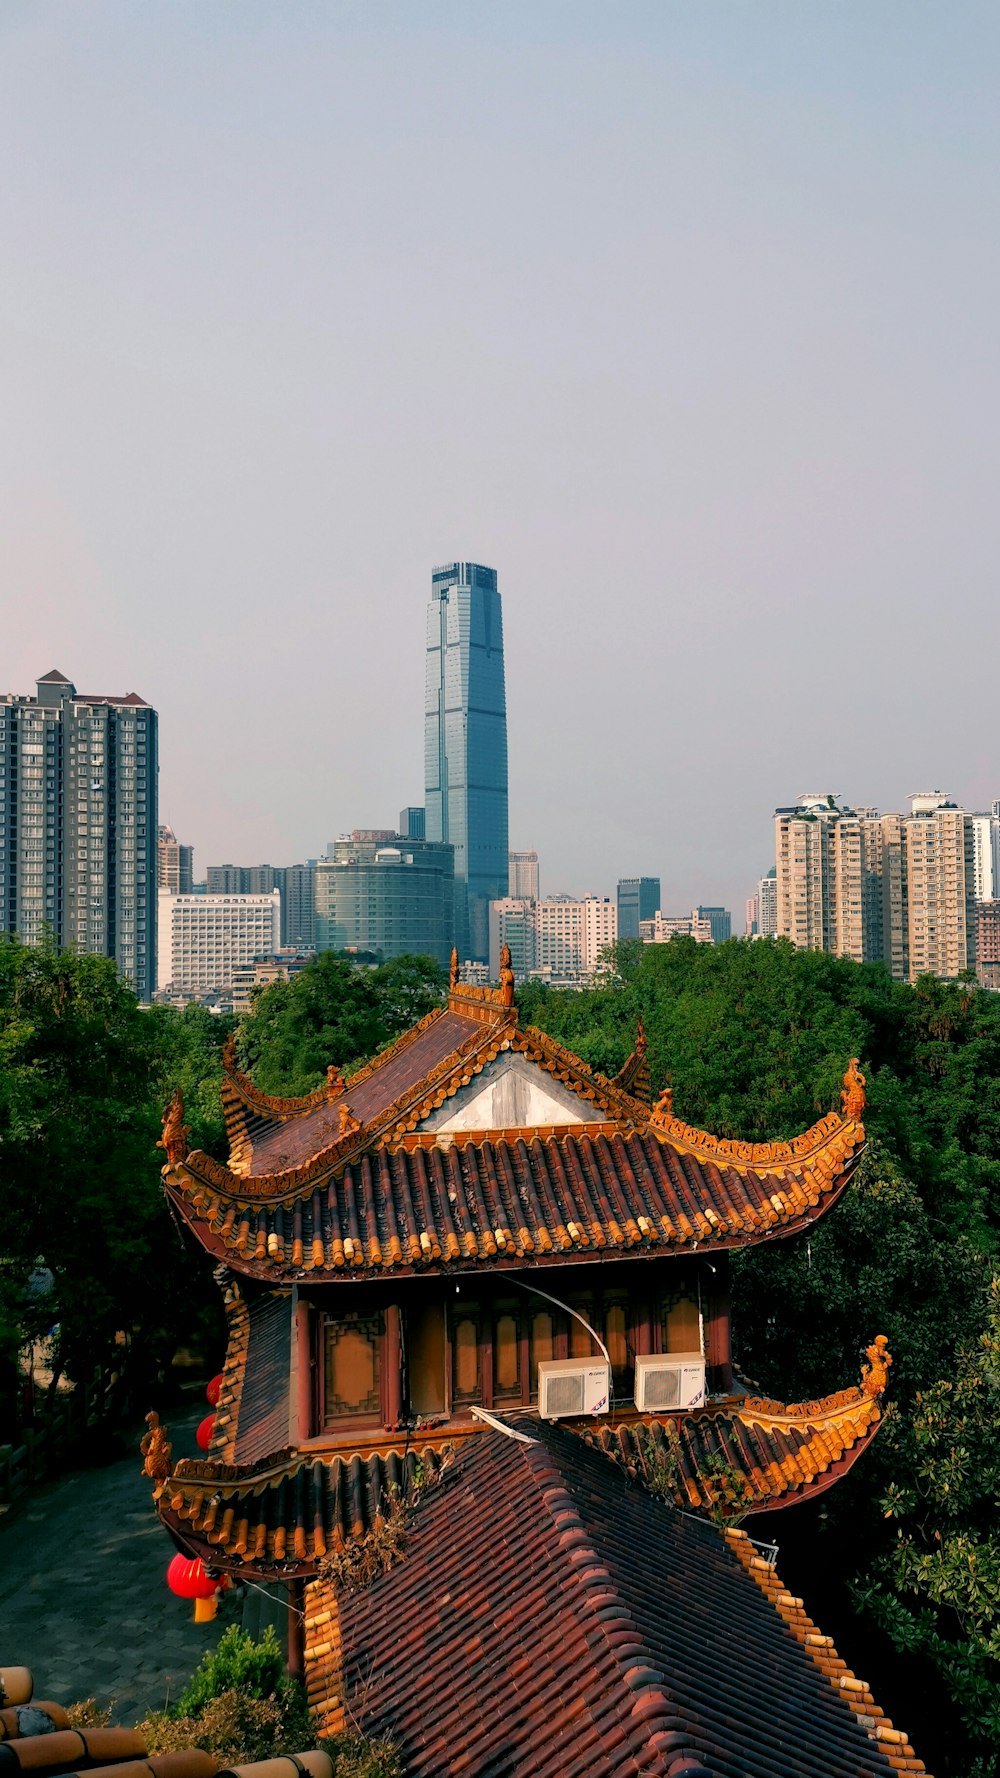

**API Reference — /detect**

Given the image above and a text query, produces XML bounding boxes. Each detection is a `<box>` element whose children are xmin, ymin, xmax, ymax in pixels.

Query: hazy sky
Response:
<box><xmin>4</xmin><ymin>3</ymin><xmax>1000</xmax><ymax>920</ymax></box>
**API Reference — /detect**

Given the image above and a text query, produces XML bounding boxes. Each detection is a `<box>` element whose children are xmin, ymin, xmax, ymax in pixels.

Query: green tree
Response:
<box><xmin>238</xmin><ymin>952</ymin><xmax>445</xmax><ymax>1094</ymax></box>
<box><xmin>0</xmin><ymin>938</ymin><xmax>230</xmax><ymax>1422</ymax></box>
<box><xmin>858</xmin><ymin>1280</ymin><xmax>1000</xmax><ymax>1770</ymax></box>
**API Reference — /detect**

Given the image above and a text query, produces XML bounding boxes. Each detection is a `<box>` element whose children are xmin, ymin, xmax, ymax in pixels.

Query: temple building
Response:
<box><xmin>148</xmin><ymin>957</ymin><xmax>927</xmax><ymax>1777</ymax></box>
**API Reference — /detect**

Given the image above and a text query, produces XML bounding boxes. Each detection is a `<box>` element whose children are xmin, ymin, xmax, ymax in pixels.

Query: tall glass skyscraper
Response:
<box><xmin>424</xmin><ymin>562</ymin><xmax>508</xmax><ymax>962</ymax></box>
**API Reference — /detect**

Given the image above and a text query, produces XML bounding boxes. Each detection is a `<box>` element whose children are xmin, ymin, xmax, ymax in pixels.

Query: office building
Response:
<box><xmin>641</xmin><ymin>911</ymin><xmax>714</xmax><ymax>945</ymax></box>
<box><xmin>158</xmin><ymin>825</ymin><xmax>193</xmax><ymax>895</ymax></box>
<box><xmin>0</xmin><ymin>669</ymin><xmax>157</xmax><ymax>998</ymax></box>
<box><xmin>314</xmin><ymin>831</ymin><xmax>454</xmax><ymax>969</ymax></box>
<box><xmin>424</xmin><ymin>561</ymin><xmax>508</xmax><ymax>961</ymax></box>
<box><xmin>157</xmin><ymin>889</ymin><xmax>281</xmax><ymax>997</ymax></box>
<box><xmin>204</xmin><ymin>861</ymin><xmax>316</xmax><ymax>949</ymax></box>
<box><xmin>399</xmin><ymin>807</ymin><xmax>426</xmax><ymax>841</ymax></box>
<box><xmin>533</xmin><ymin>896</ymin><xmax>617</xmax><ymax>980</ymax></box>
<box><xmin>617</xmin><ymin>877</ymin><xmax>661</xmax><ymax>941</ymax></box>
<box><xmin>695</xmin><ymin>905</ymin><xmax>732</xmax><ymax>944</ymax></box>
<box><xmin>775</xmin><ymin>791</ymin><xmax>978</xmax><ymax>982</ymax></box>
<box><xmin>509</xmin><ymin>850</ymin><xmax>540</xmax><ymax>902</ymax></box>
<box><xmin>489</xmin><ymin>897</ymin><xmax>537</xmax><ymax>981</ymax></box>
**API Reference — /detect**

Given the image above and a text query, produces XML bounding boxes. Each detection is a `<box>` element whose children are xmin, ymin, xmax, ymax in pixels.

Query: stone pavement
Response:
<box><xmin>0</xmin><ymin>1413</ymin><xmax>237</xmax><ymax>1723</ymax></box>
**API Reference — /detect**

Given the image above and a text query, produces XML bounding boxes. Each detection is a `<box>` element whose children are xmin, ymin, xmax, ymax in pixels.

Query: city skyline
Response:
<box><xmin>7</xmin><ymin>8</ymin><xmax>1000</xmax><ymax>922</ymax></box>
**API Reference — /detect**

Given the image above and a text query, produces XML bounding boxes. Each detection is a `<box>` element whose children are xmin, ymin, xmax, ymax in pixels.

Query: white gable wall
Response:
<box><xmin>419</xmin><ymin>1052</ymin><xmax>604</xmax><ymax>1133</ymax></box>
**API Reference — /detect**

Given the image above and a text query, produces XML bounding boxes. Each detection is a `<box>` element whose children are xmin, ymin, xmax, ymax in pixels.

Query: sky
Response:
<box><xmin>3</xmin><ymin>2</ymin><xmax>1000</xmax><ymax>921</ymax></box>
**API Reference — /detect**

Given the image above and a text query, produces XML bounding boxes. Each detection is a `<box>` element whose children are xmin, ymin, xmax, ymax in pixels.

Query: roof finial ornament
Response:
<box><xmin>327</xmin><ymin>1063</ymin><xmax>343</xmax><ymax>1101</ymax></box>
<box><xmin>140</xmin><ymin>1410</ymin><xmax>172</xmax><ymax>1483</ymax></box>
<box><xmin>860</xmin><ymin>1334</ymin><xmax>892</xmax><ymax>1399</ymax></box>
<box><xmin>221</xmin><ymin>1033</ymin><xmax>237</xmax><ymax>1074</ymax></box>
<box><xmin>338</xmin><ymin>1102</ymin><xmax>362</xmax><ymax>1139</ymax></box>
<box><xmin>449</xmin><ymin>946</ymin><xmax>460</xmax><ymax>991</ymax></box>
<box><xmin>636</xmin><ymin>1015</ymin><xmax>648</xmax><ymax>1057</ymax></box>
<box><xmin>499</xmin><ymin>943</ymin><xmax>515</xmax><ymax>1008</ymax></box>
<box><xmin>841</xmin><ymin>1057</ymin><xmax>866</xmax><ymax>1122</ymax></box>
<box><xmin>652</xmin><ymin>1081</ymin><xmax>674</xmax><ymax>1123</ymax></box>
<box><xmin>157</xmin><ymin>1087</ymin><xmax>190</xmax><ymax>1164</ymax></box>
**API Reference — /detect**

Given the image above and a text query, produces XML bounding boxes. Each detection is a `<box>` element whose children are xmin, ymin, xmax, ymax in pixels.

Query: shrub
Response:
<box><xmin>320</xmin><ymin>1731</ymin><xmax>403</xmax><ymax>1778</ymax></box>
<box><xmin>173</xmin><ymin>1626</ymin><xmax>288</xmax><ymax>1719</ymax></box>
<box><xmin>140</xmin><ymin>1693</ymin><xmax>293</xmax><ymax>1763</ymax></box>
<box><xmin>65</xmin><ymin>1700</ymin><xmax>115</xmax><ymax>1728</ymax></box>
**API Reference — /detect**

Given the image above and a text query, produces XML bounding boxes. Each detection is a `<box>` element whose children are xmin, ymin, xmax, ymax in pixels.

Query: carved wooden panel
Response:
<box><xmin>323</xmin><ymin>1312</ymin><xmax>382</xmax><ymax>1422</ymax></box>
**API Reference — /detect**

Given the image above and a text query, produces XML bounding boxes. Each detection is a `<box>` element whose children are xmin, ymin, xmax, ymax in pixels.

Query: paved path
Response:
<box><xmin>0</xmin><ymin>1414</ymin><xmax>233</xmax><ymax>1723</ymax></box>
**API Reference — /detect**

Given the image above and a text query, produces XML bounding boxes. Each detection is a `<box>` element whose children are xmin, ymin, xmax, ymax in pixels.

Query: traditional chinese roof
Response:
<box><xmin>302</xmin><ymin>1419</ymin><xmax>928</xmax><ymax>1777</ymax></box>
<box><xmin>147</xmin><ymin>1345</ymin><xmax>888</xmax><ymax>1581</ymax></box>
<box><xmin>587</xmin><ymin>1380</ymin><xmax>883</xmax><ymax>1515</ymax></box>
<box><xmin>162</xmin><ymin>990</ymin><xmax>866</xmax><ymax>1282</ymax></box>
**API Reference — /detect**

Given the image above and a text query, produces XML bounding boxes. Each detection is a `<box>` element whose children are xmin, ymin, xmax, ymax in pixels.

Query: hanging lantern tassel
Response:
<box><xmin>196</xmin><ymin>1413</ymin><xmax>216</xmax><ymax>1452</ymax></box>
<box><xmin>206</xmin><ymin>1373</ymin><xmax>224</xmax><ymax>1407</ymax></box>
<box><xmin>167</xmin><ymin>1553</ymin><xmax>219</xmax><ymax>1622</ymax></box>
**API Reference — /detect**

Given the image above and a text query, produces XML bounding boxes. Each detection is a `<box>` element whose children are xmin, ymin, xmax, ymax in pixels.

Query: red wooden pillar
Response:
<box><xmin>384</xmin><ymin>1304</ymin><xmax>404</xmax><ymax>1426</ymax></box>
<box><xmin>287</xmin><ymin>1578</ymin><xmax>305</xmax><ymax>1680</ymax></box>
<box><xmin>705</xmin><ymin>1253</ymin><xmax>733</xmax><ymax>1396</ymax></box>
<box><xmin>294</xmin><ymin>1296</ymin><xmax>313</xmax><ymax>1441</ymax></box>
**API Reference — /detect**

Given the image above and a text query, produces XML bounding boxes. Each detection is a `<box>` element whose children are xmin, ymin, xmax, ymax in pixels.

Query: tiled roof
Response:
<box><xmin>588</xmin><ymin>1382</ymin><xmax>882</xmax><ymax>1514</ymax></box>
<box><xmin>166</xmin><ymin>1115</ymin><xmax>863</xmax><ymax>1283</ymax></box>
<box><xmin>152</xmin><ymin>1367</ymin><xmax>885</xmax><ymax>1579</ymax></box>
<box><xmin>303</xmin><ymin>1420</ymin><xmax>928</xmax><ymax>1776</ymax></box>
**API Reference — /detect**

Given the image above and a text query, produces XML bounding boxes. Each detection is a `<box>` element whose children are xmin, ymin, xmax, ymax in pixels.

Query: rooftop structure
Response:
<box><xmin>147</xmin><ymin>968</ymin><xmax>922</xmax><ymax>1772</ymax></box>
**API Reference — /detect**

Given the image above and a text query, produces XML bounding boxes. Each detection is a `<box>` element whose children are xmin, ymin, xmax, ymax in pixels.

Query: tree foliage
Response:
<box><xmin>0</xmin><ymin>937</ymin><xmax>229</xmax><ymax>1422</ymax></box>
<box><xmin>237</xmin><ymin>952</ymin><xmax>445</xmax><ymax>1094</ymax></box>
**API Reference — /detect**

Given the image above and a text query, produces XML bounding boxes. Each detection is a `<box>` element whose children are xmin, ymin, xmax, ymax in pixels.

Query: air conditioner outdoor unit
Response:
<box><xmin>634</xmin><ymin>1353</ymin><xmax>706</xmax><ymax>1413</ymax></box>
<box><xmin>537</xmin><ymin>1358</ymin><xmax>611</xmax><ymax>1419</ymax></box>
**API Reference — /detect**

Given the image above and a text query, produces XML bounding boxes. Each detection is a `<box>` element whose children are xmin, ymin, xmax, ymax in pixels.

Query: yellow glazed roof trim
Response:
<box><xmin>725</xmin><ymin>1528</ymin><xmax>929</xmax><ymax>1774</ymax></box>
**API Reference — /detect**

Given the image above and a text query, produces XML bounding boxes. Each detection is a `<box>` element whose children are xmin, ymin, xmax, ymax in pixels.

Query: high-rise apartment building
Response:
<box><xmin>314</xmin><ymin>831</ymin><xmax>454</xmax><ymax>969</ymax></box>
<box><xmin>424</xmin><ymin>562</ymin><xmax>508</xmax><ymax>962</ymax></box>
<box><xmin>158</xmin><ymin>825</ymin><xmax>193</xmax><ymax>895</ymax></box>
<box><xmin>775</xmin><ymin>792</ymin><xmax>977</xmax><ymax>983</ymax></box>
<box><xmin>758</xmin><ymin>870</ymin><xmax>778</xmax><ymax>938</ymax></box>
<box><xmin>976</xmin><ymin>901</ymin><xmax>1000</xmax><ymax>991</ymax></box>
<box><xmin>969</xmin><ymin>812</ymin><xmax>1000</xmax><ymax>903</ymax></box>
<box><xmin>617</xmin><ymin>877</ymin><xmax>661</xmax><ymax>941</ymax></box>
<box><xmin>158</xmin><ymin>889</ymin><xmax>281</xmax><ymax>997</ymax></box>
<box><xmin>0</xmin><ymin>670</ymin><xmax>157</xmax><ymax>998</ymax></box>
<box><xmin>509</xmin><ymin>850</ymin><xmax>540</xmax><ymax>902</ymax></box>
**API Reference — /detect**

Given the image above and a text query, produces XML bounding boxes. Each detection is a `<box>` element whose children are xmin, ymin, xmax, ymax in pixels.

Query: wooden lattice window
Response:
<box><xmin>323</xmin><ymin>1312</ymin><xmax>383</xmax><ymax>1424</ymax></box>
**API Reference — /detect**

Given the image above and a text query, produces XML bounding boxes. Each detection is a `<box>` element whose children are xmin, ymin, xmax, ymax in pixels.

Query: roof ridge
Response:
<box><xmin>724</xmin><ymin>1528</ymin><xmax>928</xmax><ymax>1775</ymax></box>
<box><xmin>525</xmin><ymin>1433</ymin><xmax>716</xmax><ymax>1778</ymax></box>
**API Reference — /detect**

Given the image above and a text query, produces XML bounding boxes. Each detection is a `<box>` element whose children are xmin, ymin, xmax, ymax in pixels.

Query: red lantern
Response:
<box><xmin>196</xmin><ymin>1413</ymin><xmax>215</xmax><ymax>1452</ymax></box>
<box><xmin>167</xmin><ymin>1553</ymin><xmax>218</xmax><ymax>1622</ymax></box>
<box><xmin>206</xmin><ymin>1373</ymin><xmax>224</xmax><ymax>1406</ymax></box>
